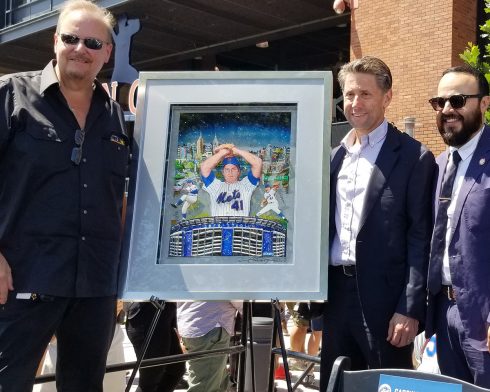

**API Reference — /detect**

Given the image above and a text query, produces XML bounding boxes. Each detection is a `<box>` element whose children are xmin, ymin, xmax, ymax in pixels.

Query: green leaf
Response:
<box><xmin>460</xmin><ymin>4</ymin><xmax>490</xmax><ymax>122</ymax></box>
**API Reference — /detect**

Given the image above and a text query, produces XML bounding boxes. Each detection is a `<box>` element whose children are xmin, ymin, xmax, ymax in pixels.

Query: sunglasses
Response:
<box><xmin>428</xmin><ymin>94</ymin><xmax>483</xmax><ymax>111</ymax></box>
<box><xmin>71</xmin><ymin>129</ymin><xmax>86</xmax><ymax>165</ymax></box>
<box><xmin>59</xmin><ymin>33</ymin><xmax>108</xmax><ymax>50</ymax></box>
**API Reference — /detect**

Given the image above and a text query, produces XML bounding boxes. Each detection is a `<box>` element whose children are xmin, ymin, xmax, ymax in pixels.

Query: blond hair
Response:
<box><xmin>56</xmin><ymin>0</ymin><xmax>115</xmax><ymax>40</ymax></box>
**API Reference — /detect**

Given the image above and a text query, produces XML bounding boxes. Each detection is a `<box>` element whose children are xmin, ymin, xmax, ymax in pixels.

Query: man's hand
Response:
<box><xmin>0</xmin><ymin>251</ymin><xmax>14</xmax><ymax>304</ymax></box>
<box><xmin>386</xmin><ymin>312</ymin><xmax>419</xmax><ymax>347</ymax></box>
<box><xmin>214</xmin><ymin>143</ymin><xmax>235</xmax><ymax>156</ymax></box>
<box><xmin>333</xmin><ymin>0</ymin><xmax>351</xmax><ymax>14</ymax></box>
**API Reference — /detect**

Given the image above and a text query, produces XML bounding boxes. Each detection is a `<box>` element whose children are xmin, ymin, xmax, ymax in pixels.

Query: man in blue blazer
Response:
<box><xmin>426</xmin><ymin>65</ymin><xmax>490</xmax><ymax>388</ymax></box>
<box><xmin>320</xmin><ymin>56</ymin><xmax>435</xmax><ymax>391</ymax></box>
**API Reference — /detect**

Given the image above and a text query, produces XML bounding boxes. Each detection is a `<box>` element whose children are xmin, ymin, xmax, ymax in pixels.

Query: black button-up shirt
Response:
<box><xmin>0</xmin><ymin>61</ymin><xmax>130</xmax><ymax>297</ymax></box>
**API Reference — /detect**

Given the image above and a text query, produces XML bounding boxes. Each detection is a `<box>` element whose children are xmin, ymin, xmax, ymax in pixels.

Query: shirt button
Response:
<box><xmin>82</xmin><ymin>158</ymin><xmax>87</xmax><ymax>163</ymax></box>
<box><xmin>81</xmin><ymin>236</ymin><xmax>86</xmax><ymax>241</ymax></box>
<box><xmin>83</xmin><ymin>209</ymin><xmax>88</xmax><ymax>214</ymax></box>
<box><xmin>83</xmin><ymin>184</ymin><xmax>88</xmax><ymax>188</ymax></box>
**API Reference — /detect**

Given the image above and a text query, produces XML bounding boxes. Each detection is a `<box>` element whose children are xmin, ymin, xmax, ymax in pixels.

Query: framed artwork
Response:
<box><xmin>119</xmin><ymin>71</ymin><xmax>332</xmax><ymax>300</ymax></box>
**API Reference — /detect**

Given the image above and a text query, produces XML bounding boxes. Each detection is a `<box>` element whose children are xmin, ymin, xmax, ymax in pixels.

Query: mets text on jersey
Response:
<box><xmin>204</xmin><ymin>176</ymin><xmax>256</xmax><ymax>216</ymax></box>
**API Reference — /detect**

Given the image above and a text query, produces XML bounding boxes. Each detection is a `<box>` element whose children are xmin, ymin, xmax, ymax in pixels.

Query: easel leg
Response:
<box><xmin>247</xmin><ymin>301</ymin><xmax>256</xmax><ymax>392</ymax></box>
<box><xmin>125</xmin><ymin>296</ymin><xmax>166</xmax><ymax>392</ymax></box>
<box><xmin>237</xmin><ymin>300</ymin><xmax>248</xmax><ymax>392</ymax></box>
<box><xmin>292</xmin><ymin>361</ymin><xmax>315</xmax><ymax>390</ymax></box>
<box><xmin>237</xmin><ymin>301</ymin><xmax>257</xmax><ymax>392</ymax></box>
<box><xmin>272</xmin><ymin>299</ymin><xmax>293</xmax><ymax>392</ymax></box>
<box><xmin>268</xmin><ymin>308</ymin><xmax>278</xmax><ymax>392</ymax></box>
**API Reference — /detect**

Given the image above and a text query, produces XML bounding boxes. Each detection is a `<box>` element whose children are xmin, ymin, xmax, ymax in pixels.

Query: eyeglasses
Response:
<box><xmin>59</xmin><ymin>33</ymin><xmax>108</xmax><ymax>50</ymax></box>
<box><xmin>428</xmin><ymin>94</ymin><xmax>483</xmax><ymax>111</ymax></box>
<box><xmin>71</xmin><ymin>129</ymin><xmax>85</xmax><ymax>165</ymax></box>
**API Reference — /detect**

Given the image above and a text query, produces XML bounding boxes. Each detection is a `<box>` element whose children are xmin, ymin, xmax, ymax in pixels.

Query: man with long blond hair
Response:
<box><xmin>0</xmin><ymin>1</ymin><xmax>129</xmax><ymax>390</ymax></box>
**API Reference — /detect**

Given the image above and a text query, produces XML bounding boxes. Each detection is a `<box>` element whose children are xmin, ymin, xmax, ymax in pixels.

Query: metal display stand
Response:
<box><xmin>237</xmin><ymin>301</ymin><xmax>256</xmax><ymax>392</ymax></box>
<box><xmin>269</xmin><ymin>299</ymin><xmax>294</xmax><ymax>392</ymax></box>
<box><xmin>125</xmin><ymin>296</ymin><xmax>166</xmax><ymax>392</ymax></box>
<box><xmin>125</xmin><ymin>298</ymin><xmax>257</xmax><ymax>392</ymax></box>
<box><xmin>269</xmin><ymin>300</ymin><xmax>323</xmax><ymax>392</ymax></box>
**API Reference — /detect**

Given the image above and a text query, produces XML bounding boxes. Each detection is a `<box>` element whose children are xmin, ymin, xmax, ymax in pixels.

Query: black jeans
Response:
<box><xmin>0</xmin><ymin>294</ymin><xmax>116</xmax><ymax>392</ymax></box>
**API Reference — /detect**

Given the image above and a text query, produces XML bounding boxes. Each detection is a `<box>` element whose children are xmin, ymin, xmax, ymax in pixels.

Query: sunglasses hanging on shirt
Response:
<box><xmin>71</xmin><ymin>129</ymin><xmax>86</xmax><ymax>165</ymax></box>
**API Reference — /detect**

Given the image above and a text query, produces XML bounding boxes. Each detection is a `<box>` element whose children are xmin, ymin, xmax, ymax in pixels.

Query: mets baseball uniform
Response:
<box><xmin>202</xmin><ymin>171</ymin><xmax>259</xmax><ymax>216</ymax></box>
<box><xmin>257</xmin><ymin>188</ymin><xmax>282</xmax><ymax>216</ymax></box>
<box><xmin>180</xmin><ymin>182</ymin><xmax>199</xmax><ymax>215</ymax></box>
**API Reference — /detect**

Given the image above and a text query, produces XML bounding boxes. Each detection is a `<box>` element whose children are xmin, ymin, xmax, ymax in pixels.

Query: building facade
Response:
<box><xmin>348</xmin><ymin>0</ymin><xmax>479</xmax><ymax>155</ymax></box>
<box><xmin>0</xmin><ymin>0</ymin><xmax>483</xmax><ymax>153</ymax></box>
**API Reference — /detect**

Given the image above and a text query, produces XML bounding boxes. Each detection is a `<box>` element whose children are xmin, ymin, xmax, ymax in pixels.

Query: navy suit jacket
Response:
<box><xmin>426</xmin><ymin>125</ymin><xmax>490</xmax><ymax>351</ymax></box>
<box><xmin>328</xmin><ymin>123</ymin><xmax>436</xmax><ymax>338</ymax></box>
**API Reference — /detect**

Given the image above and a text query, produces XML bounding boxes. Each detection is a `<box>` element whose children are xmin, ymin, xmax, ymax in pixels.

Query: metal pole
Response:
<box><xmin>125</xmin><ymin>297</ymin><xmax>166</xmax><ymax>392</ymax></box>
<box><xmin>237</xmin><ymin>300</ymin><xmax>249</xmax><ymax>392</ymax></box>
<box><xmin>272</xmin><ymin>299</ymin><xmax>293</xmax><ymax>392</ymax></box>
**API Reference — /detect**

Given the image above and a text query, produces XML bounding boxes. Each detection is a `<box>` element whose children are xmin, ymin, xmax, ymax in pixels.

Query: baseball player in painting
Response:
<box><xmin>200</xmin><ymin>143</ymin><xmax>262</xmax><ymax>216</ymax></box>
<box><xmin>171</xmin><ymin>179</ymin><xmax>199</xmax><ymax>219</ymax></box>
<box><xmin>256</xmin><ymin>182</ymin><xmax>287</xmax><ymax>220</ymax></box>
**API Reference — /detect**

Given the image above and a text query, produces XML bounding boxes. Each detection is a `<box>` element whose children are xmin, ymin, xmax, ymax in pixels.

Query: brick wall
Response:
<box><xmin>349</xmin><ymin>0</ymin><xmax>477</xmax><ymax>155</ymax></box>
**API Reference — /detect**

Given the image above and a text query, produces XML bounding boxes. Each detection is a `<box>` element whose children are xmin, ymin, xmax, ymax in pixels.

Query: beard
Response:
<box><xmin>66</xmin><ymin>69</ymin><xmax>85</xmax><ymax>81</ymax></box>
<box><xmin>436</xmin><ymin>107</ymin><xmax>483</xmax><ymax>147</ymax></box>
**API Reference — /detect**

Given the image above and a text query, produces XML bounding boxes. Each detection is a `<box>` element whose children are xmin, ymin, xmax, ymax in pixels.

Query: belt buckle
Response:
<box><xmin>342</xmin><ymin>265</ymin><xmax>354</xmax><ymax>277</ymax></box>
<box><xmin>444</xmin><ymin>286</ymin><xmax>456</xmax><ymax>301</ymax></box>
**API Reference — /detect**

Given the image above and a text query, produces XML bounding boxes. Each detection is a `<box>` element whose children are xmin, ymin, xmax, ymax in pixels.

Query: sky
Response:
<box><xmin>175</xmin><ymin>109</ymin><xmax>294</xmax><ymax>149</ymax></box>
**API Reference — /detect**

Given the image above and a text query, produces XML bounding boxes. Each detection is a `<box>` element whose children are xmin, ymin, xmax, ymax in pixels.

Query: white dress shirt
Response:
<box><xmin>442</xmin><ymin>126</ymin><xmax>484</xmax><ymax>285</ymax></box>
<box><xmin>330</xmin><ymin>120</ymin><xmax>388</xmax><ymax>266</ymax></box>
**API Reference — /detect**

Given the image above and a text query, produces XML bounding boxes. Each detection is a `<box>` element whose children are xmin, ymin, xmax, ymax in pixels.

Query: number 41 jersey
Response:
<box><xmin>203</xmin><ymin>173</ymin><xmax>258</xmax><ymax>216</ymax></box>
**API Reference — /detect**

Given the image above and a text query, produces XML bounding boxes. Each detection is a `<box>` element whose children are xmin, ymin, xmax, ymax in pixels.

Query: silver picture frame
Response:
<box><xmin>119</xmin><ymin>71</ymin><xmax>332</xmax><ymax>301</ymax></box>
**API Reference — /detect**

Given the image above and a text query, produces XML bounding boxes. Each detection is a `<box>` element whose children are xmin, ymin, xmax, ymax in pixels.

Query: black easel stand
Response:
<box><xmin>125</xmin><ymin>296</ymin><xmax>166</xmax><ymax>392</ymax></box>
<box><xmin>237</xmin><ymin>300</ymin><xmax>256</xmax><ymax>392</ymax></box>
<box><xmin>270</xmin><ymin>299</ymin><xmax>293</xmax><ymax>392</ymax></box>
<box><xmin>247</xmin><ymin>301</ymin><xmax>256</xmax><ymax>392</ymax></box>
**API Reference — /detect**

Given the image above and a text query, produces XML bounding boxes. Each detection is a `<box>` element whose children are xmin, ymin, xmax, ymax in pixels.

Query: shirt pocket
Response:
<box><xmin>17</xmin><ymin>119</ymin><xmax>70</xmax><ymax>171</ymax></box>
<box><xmin>101</xmin><ymin>133</ymin><xmax>130</xmax><ymax>178</ymax></box>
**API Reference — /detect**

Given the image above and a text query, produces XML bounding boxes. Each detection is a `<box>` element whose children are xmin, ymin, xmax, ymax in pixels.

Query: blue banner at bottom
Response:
<box><xmin>378</xmin><ymin>374</ymin><xmax>462</xmax><ymax>392</ymax></box>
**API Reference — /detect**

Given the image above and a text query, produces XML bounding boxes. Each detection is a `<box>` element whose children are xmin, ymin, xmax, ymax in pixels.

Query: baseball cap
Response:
<box><xmin>222</xmin><ymin>156</ymin><xmax>241</xmax><ymax>168</ymax></box>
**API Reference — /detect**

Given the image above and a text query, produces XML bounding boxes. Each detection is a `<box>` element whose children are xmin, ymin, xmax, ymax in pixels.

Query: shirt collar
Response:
<box><xmin>39</xmin><ymin>60</ymin><xmax>110</xmax><ymax>103</ymax></box>
<box><xmin>341</xmin><ymin>119</ymin><xmax>388</xmax><ymax>151</ymax></box>
<box><xmin>39</xmin><ymin>60</ymin><xmax>60</xmax><ymax>94</ymax></box>
<box><xmin>449</xmin><ymin>125</ymin><xmax>484</xmax><ymax>162</ymax></box>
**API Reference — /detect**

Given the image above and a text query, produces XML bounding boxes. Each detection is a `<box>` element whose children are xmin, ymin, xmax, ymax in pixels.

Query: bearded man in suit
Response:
<box><xmin>426</xmin><ymin>64</ymin><xmax>490</xmax><ymax>388</ymax></box>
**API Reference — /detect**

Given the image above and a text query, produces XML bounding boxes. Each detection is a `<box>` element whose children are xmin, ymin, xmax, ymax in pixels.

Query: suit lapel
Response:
<box><xmin>331</xmin><ymin>145</ymin><xmax>346</xmax><ymax>179</ymax></box>
<box><xmin>449</xmin><ymin>125</ymin><xmax>490</xmax><ymax>243</ymax></box>
<box><xmin>358</xmin><ymin>124</ymin><xmax>400</xmax><ymax>230</ymax></box>
<box><xmin>434</xmin><ymin>151</ymin><xmax>450</xmax><ymax>214</ymax></box>
<box><xmin>330</xmin><ymin>145</ymin><xmax>346</xmax><ymax>242</ymax></box>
